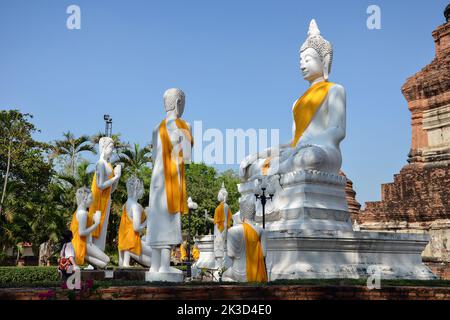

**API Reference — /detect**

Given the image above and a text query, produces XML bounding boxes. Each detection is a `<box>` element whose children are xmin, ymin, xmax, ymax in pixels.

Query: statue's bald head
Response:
<box><xmin>239</xmin><ymin>195</ymin><xmax>256</xmax><ymax>222</ymax></box>
<box><xmin>164</xmin><ymin>88</ymin><xmax>185</xmax><ymax>117</ymax></box>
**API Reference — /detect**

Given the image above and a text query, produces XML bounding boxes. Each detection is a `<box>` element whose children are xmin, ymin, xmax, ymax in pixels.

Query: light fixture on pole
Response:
<box><xmin>254</xmin><ymin>179</ymin><xmax>274</xmax><ymax>229</ymax></box>
<box><xmin>103</xmin><ymin>114</ymin><xmax>113</xmax><ymax>137</ymax></box>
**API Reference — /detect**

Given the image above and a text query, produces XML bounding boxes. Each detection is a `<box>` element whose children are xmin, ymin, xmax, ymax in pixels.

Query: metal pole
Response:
<box><xmin>186</xmin><ymin>208</ymin><xmax>192</xmax><ymax>278</ymax></box>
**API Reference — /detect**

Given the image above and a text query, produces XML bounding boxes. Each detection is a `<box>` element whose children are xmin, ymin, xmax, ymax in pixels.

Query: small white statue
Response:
<box><xmin>147</xmin><ymin>88</ymin><xmax>193</xmax><ymax>280</ymax></box>
<box><xmin>205</xmin><ymin>183</ymin><xmax>233</xmax><ymax>270</ymax></box>
<box><xmin>118</xmin><ymin>176</ymin><xmax>152</xmax><ymax>268</ymax></box>
<box><xmin>222</xmin><ymin>196</ymin><xmax>267</xmax><ymax>282</ymax></box>
<box><xmin>88</xmin><ymin>137</ymin><xmax>121</xmax><ymax>253</ymax></box>
<box><xmin>70</xmin><ymin>187</ymin><xmax>110</xmax><ymax>268</ymax></box>
<box><xmin>240</xmin><ymin>19</ymin><xmax>346</xmax><ymax>180</ymax></box>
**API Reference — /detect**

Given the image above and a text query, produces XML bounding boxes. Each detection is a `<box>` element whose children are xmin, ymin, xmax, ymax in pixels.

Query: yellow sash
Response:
<box><xmin>243</xmin><ymin>222</ymin><xmax>267</xmax><ymax>282</ymax></box>
<box><xmin>118</xmin><ymin>206</ymin><xmax>145</xmax><ymax>256</ymax></box>
<box><xmin>160</xmin><ymin>118</ymin><xmax>193</xmax><ymax>214</ymax></box>
<box><xmin>70</xmin><ymin>212</ymin><xmax>86</xmax><ymax>266</ymax></box>
<box><xmin>291</xmin><ymin>81</ymin><xmax>335</xmax><ymax>147</ymax></box>
<box><xmin>180</xmin><ymin>243</ymin><xmax>187</xmax><ymax>261</ymax></box>
<box><xmin>214</xmin><ymin>202</ymin><xmax>232</xmax><ymax>233</ymax></box>
<box><xmin>88</xmin><ymin>163</ymin><xmax>114</xmax><ymax>238</ymax></box>
<box><xmin>192</xmin><ymin>246</ymin><xmax>200</xmax><ymax>261</ymax></box>
<box><xmin>261</xmin><ymin>81</ymin><xmax>334</xmax><ymax>175</ymax></box>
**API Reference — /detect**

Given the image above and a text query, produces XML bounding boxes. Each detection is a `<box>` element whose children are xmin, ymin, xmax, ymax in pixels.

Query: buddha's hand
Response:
<box><xmin>114</xmin><ymin>165</ymin><xmax>122</xmax><ymax>178</ymax></box>
<box><xmin>93</xmin><ymin>210</ymin><xmax>101</xmax><ymax>225</ymax></box>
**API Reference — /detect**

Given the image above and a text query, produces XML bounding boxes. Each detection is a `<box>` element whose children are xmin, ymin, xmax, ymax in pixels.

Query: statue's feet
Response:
<box><xmin>158</xmin><ymin>266</ymin><xmax>183</xmax><ymax>274</ymax></box>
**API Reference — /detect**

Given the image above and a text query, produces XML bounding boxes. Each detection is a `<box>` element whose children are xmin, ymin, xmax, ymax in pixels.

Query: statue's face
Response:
<box><xmin>103</xmin><ymin>142</ymin><xmax>114</xmax><ymax>159</ymax></box>
<box><xmin>85</xmin><ymin>192</ymin><xmax>93</xmax><ymax>207</ymax></box>
<box><xmin>217</xmin><ymin>190</ymin><xmax>227</xmax><ymax>202</ymax></box>
<box><xmin>175</xmin><ymin>97</ymin><xmax>185</xmax><ymax>118</ymax></box>
<box><xmin>136</xmin><ymin>183</ymin><xmax>144</xmax><ymax>200</ymax></box>
<box><xmin>300</xmin><ymin>48</ymin><xmax>323</xmax><ymax>82</ymax></box>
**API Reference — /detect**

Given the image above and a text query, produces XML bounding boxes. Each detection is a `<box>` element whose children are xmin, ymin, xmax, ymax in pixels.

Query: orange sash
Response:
<box><xmin>159</xmin><ymin>118</ymin><xmax>193</xmax><ymax>214</ymax></box>
<box><xmin>291</xmin><ymin>81</ymin><xmax>335</xmax><ymax>147</ymax></box>
<box><xmin>70</xmin><ymin>212</ymin><xmax>87</xmax><ymax>266</ymax></box>
<box><xmin>88</xmin><ymin>163</ymin><xmax>114</xmax><ymax>238</ymax></box>
<box><xmin>118</xmin><ymin>206</ymin><xmax>145</xmax><ymax>256</ymax></box>
<box><xmin>261</xmin><ymin>81</ymin><xmax>334</xmax><ymax>175</ymax></box>
<box><xmin>243</xmin><ymin>222</ymin><xmax>267</xmax><ymax>282</ymax></box>
<box><xmin>214</xmin><ymin>202</ymin><xmax>232</xmax><ymax>232</ymax></box>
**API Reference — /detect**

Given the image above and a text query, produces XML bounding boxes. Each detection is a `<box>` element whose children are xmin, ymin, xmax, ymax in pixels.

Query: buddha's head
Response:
<box><xmin>99</xmin><ymin>137</ymin><xmax>114</xmax><ymax>160</ymax></box>
<box><xmin>239</xmin><ymin>195</ymin><xmax>256</xmax><ymax>222</ymax></box>
<box><xmin>76</xmin><ymin>187</ymin><xmax>93</xmax><ymax>208</ymax></box>
<box><xmin>300</xmin><ymin>19</ymin><xmax>333</xmax><ymax>82</ymax></box>
<box><xmin>217</xmin><ymin>182</ymin><xmax>228</xmax><ymax>203</ymax></box>
<box><xmin>126</xmin><ymin>176</ymin><xmax>144</xmax><ymax>200</ymax></box>
<box><xmin>164</xmin><ymin>88</ymin><xmax>185</xmax><ymax>117</ymax></box>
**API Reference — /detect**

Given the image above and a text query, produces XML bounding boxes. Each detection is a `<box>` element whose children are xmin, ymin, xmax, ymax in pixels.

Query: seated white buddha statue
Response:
<box><xmin>70</xmin><ymin>187</ymin><xmax>110</xmax><ymax>269</ymax></box>
<box><xmin>240</xmin><ymin>19</ymin><xmax>346</xmax><ymax>181</ymax></box>
<box><xmin>118</xmin><ymin>176</ymin><xmax>152</xmax><ymax>268</ymax></box>
<box><xmin>222</xmin><ymin>196</ymin><xmax>267</xmax><ymax>283</ymax></box>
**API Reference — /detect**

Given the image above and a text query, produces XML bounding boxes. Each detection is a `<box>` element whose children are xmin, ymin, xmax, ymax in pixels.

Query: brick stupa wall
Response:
<box><xmin>357</xmin><ymin>8</ymin><xmax>450</xmax><ymax>279</ymax></box>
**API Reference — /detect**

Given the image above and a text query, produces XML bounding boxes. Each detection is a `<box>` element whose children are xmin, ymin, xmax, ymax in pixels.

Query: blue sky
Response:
<box><xmin>0</xmin><ymin>0</ymin><xmax>448</xmax><ymax>206</ymax></box>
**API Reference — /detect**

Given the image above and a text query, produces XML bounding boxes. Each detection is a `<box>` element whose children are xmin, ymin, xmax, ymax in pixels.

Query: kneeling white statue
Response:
<box><xmin>222</xmin><ymin>197</ymin><xmax>267</xmax><ymax>282</ymax></box>
<box><xmin>118</xmin><ymin>176</ymin><xmax>152</xmax><ymax>268</ymax></box>
<box><xmin>70</xmin><ymin>187</ymin><xmax>110</xmax><ymax>268</ymax></box>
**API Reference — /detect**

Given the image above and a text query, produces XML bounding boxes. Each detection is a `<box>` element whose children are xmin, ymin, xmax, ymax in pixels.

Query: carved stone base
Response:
<box><xmin>238</xmin><ymin>170</ymin><xmax>353</xmax><ymax>232</ymax></box>
<box><xmin>267</xmin><ymin>230</ymin><xmax>436</xmax><ymax>280</ymax></box>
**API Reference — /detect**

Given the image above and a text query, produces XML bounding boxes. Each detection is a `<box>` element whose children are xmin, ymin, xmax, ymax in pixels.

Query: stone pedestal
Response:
<box><xmin>192</xmin><ymin>235</ymin><xmax>215</xmax><ymax>270</ymax></box>
<box><xmin>266</xmin><ymin>230</ymin><xmax>435</xmax><ymax>280</ymax></box>
<box><xmin>238</xmin><ymin>170</ymin><xmax>353</xmax><ymax>232</ymax></box>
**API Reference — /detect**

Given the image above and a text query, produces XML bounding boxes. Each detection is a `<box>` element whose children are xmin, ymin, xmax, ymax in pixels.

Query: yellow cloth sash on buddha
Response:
<box><xmin>70</xmin><ymin>212</ymin><xmax>87</xmax><ymax>266</ymax></box>
<box><xmin>243</xmin><ymin>222</ymin><xmax>267</xmax><ymax>282</ymax></box>
<box><xmin>192</xmin><ymin>246</ymin><xmax>200</xmax><ymax>261</ymax></box>
<box><xmin>160</xmin><ymin>118</ymin><xmax>193</xmax><ymax>214</ymax></box>
<box><xmin>291</xmin><ymin>81</ymin><xmax>335</xmax><ymax>147</ymax></box>
<box><xmin>180</xmin><ymin>243</ymin><xmax>187</xmax><ymax>261</ymax></box>
<box><xmin>88</xmin><ymin>163</ymin><xmax>114</xmax><ymax>238</ymax></box>
<box><xmin>260</xmin><ymin>81</ymin><xmax>334</xmax><ymax>176</ymax></box>
<box><xmin>214</xmin><ymin>202</ymin><xmax>232</xmax><ymax>233</ymax></box>
<box><xmin>118</xmin><ymin>206</ymin><xmax>146</xmax><ymax>256</ymax></box>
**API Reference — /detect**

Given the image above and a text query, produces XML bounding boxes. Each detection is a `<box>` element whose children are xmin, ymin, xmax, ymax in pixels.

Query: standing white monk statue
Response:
<box><xmin>70</xmin><ymin>187</ymin><xmax>110</xmax><ymax>268</ymax></box>
<box><xmin>118</xmin><ymin>176</ymin><xmax>152</xmax><ymax>267</ymax></box>
<box><xmin>205</xmin><ymin>182</ymin><xmax>233</xmax><ymax>270</ymax></box>
<box><xmin>222</xmin><ymin>196</ymin><xmax>267</xmax><ymax>283</ymax></box>
<box><xmin>88</xmin><ymin>137</ymin><xmax>121</xmax><ymax>253</ymax></box>
<box><xmin>147</xmin><ymin>88</ymin><xmax>193</xmax><ymax>282</ymax></box>
<box><xmin>238</xmin><ymin>19</ymin><xmax>352</xmax><ymax>232</ymax></box>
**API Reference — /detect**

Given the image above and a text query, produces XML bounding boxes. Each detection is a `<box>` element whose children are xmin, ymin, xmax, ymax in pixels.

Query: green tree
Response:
<box><xmin>0</xmin><ymin>110</ymin><xmax>53</xmax><ymax>257</ymax></box>
<box><xmin>182</xmin><ymin>163</ymin><xmax>240</xmax><ymax>241</ymax></box>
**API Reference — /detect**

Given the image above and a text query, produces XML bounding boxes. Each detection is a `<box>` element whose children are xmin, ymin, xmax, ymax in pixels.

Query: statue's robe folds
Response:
<box><xmin>148</xmin><ymin>118</ymin><xmax>193</xmax><ymax>248</ymax></box>
<box><xmin>88</xmin><ymin>163</ymin><xmax>114</xmax><ymax>239</ymax></box>
<box><xmin>225</xmin><ymin>222</ymin><xmax>267</xmax><ymax>282</ymax></box>
<box><xmin>258</xmin><ymin>81</ymin><xmax>338</xmax><ymax>176</ymax></box>
<box><xmin>118</xmin><ymin>206</ymin><xmax>145</xmax><ymax>256</ymax></box>
<box><xmin>70</xmin><ymin>212</ymin><xmax>87</xmax><ymax>266</ymax></box>
<box><xmin>213</xmin><ymin>202</ymin><xmax>233</xmax><ymax>258</ymax></box>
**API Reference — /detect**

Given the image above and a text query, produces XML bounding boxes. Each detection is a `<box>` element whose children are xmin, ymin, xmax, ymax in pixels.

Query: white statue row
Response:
<box><xmin>69</xmin><ymin>18</ymin><xmax>345</xmax><ymax>283</ymax></box>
